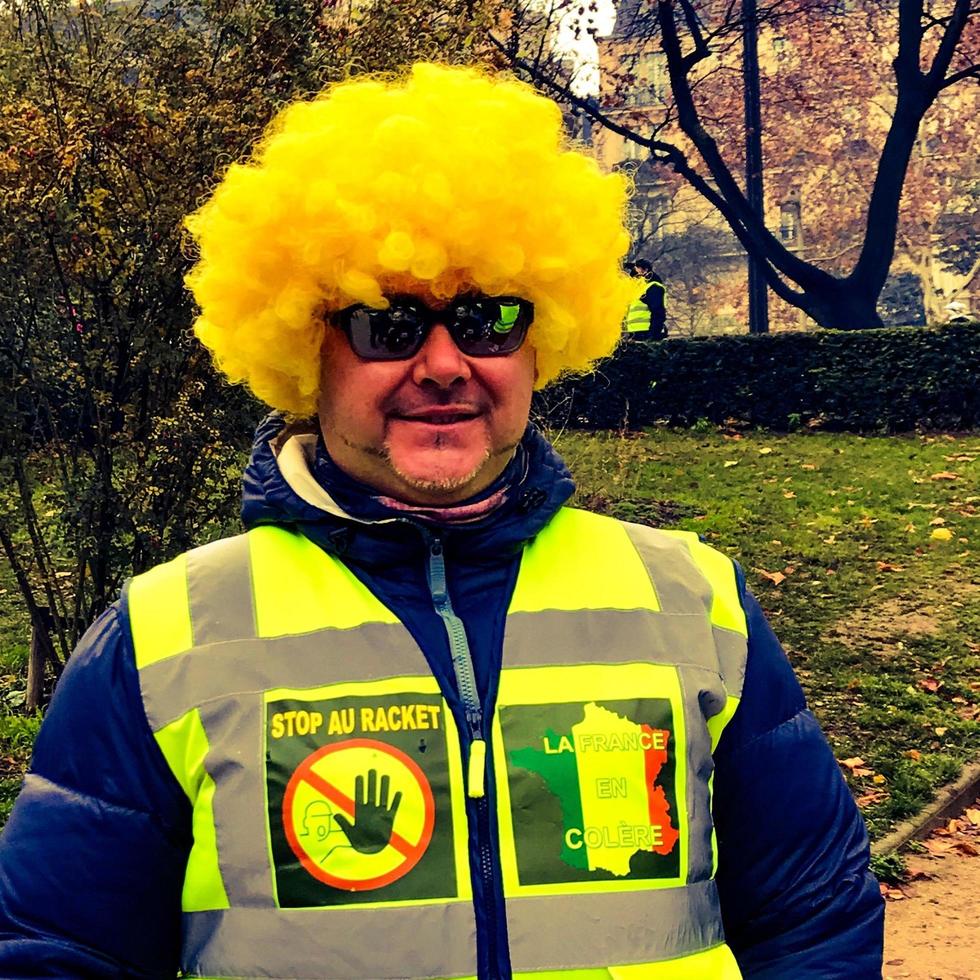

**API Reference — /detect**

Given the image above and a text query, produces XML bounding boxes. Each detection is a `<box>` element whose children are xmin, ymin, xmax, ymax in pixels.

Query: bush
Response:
<box><xmin>535</xmin><ymin>322</ymin><xmax>980</xmax><ymax>432</ymax></box>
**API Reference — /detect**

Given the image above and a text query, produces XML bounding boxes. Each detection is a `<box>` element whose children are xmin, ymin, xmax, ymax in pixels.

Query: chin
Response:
<box><xmin>392</xmin><ymin>454</ymin><xmax>491</xmax><ymax>501</ymax></box>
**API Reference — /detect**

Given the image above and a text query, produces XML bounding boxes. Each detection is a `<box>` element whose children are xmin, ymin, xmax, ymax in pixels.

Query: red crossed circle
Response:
<box><xmin>282</xmin><ymin>738</ymin><xmax>435</xmax><ymax>891</ymax></box>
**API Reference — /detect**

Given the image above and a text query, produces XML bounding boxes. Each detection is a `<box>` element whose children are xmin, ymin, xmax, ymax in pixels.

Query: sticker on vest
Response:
<box><xmin>266</xmin><ymin>693</ymin><xmax>459</xmax><ymax>907</ymax></box>
<box><xmin>501</xmin><ymin>698</ymin><xmax>681</xmax><ymax>884</ymax></box>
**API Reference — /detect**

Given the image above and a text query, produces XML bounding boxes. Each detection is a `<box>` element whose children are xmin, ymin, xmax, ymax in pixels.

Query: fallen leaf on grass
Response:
<box><xmin>876</xmin><ymin>561</ymin><xmax>904</xmax><ymax>572</ymax></box>
<box><xmin>758</xmin><ymin>447</ymin><xmax>773</xmax><ymax>455</ymax></box>
<box><xmin>855</xmin><ymin>789</ymin><xmax>887</xmax><ymax>808</ymax></box>
<box><xmin>930</xmin><ymin>471</ymin><xmax>960</xmax><ymax>481</ymax></box>
<box><xmin>839</xmin><ymin>757</ymin><xmax>875</xmax><ymax>777</ymax></box>
<box><xmin>757</xmin><ymin>569</ymin><xmax>786</xmax><ymax>586</ymax></box>
<box><xmin>801</xmin><ymin>463</ymin><xmax>817</xmax><ymax>471</ymax></box>
<box><xmin>723</xmin><ymin>460</ymin><xmax>739</xmax><ymax>468</ymax></box>
<box><xmin>904</xmin><ymin>749</ymin><xmax>922</xmax><ymax>760</ymax></box>
<box><xmin>930</xmin><ymin>527</ymin><xmax>953</xmax><ymax>541</ymax></box>
<box><xmin>918</xmin><ymin>677</ymin><xmax>943</xmax><ymax>693</ymax></box>
<box><xmin>934</xmin><ymin>727</ymin><xmax>948</xmax><ymax>736</ymax></box>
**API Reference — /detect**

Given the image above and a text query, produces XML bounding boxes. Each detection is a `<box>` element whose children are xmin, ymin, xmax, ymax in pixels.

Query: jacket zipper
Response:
<box><xmin>426</xmin><ymin>534</ymin><xmax>498</xmax><ymax>977</ymax></box>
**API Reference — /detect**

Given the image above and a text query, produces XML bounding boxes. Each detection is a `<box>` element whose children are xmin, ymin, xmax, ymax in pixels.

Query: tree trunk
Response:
<box><xmin>804</xmin><ymin>284</ymin><xmax>885</xmax><ymax>330</ymax></box>
<box><xmin>26</xmin><ymin>607</ymin><xmax>55</xmax><ymax>712</ymax></box>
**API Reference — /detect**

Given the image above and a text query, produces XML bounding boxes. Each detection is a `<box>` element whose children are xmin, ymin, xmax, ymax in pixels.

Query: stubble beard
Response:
<box><xmin>339</xmin><ymin>431</ymin><xmax>519</xmax><ymax>500</ymax></box>
<box><xmin>390</xmin><ymin>446</ymin><xmax>494</xmax><ymax>495</ymax></box>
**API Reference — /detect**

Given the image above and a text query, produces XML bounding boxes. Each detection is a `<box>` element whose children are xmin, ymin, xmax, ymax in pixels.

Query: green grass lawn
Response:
<box><xmin>0</xmin><ymin>560</ymin><xmax>40</xmax><ymax>824</ymax></box>
<box><xmin>554</xmin><ymin>426</ymin><xmax>980</xmax><ymax>842</ymax></box>
<box><xmin>0</xmin><ymin>427</ymin><xmax>977</xmax><ymax>843</ymax></box>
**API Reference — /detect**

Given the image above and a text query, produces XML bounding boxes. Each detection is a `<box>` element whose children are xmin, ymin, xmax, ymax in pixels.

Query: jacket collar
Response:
<box><xmin>241</xmin><ymin>413</ymin><xmax>575</xmax><ymax>567</ymax></box>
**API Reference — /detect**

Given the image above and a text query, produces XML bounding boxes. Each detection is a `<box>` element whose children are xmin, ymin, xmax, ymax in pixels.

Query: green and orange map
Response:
<box><xmin>503</xmin><ymin>699</ymin><xmax>681</xmax><ymax>885</ymax></box>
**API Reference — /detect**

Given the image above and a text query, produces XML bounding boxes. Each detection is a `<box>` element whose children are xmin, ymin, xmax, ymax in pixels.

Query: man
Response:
<box><xmin>0</xmin><ymin>64</ymin><xmax>882</xmax><ymax>978</ymax></box>
<box><xmin>625</xmin><ymin>259</ymin><xmax>668</xmax><ymax>340</ymax></box>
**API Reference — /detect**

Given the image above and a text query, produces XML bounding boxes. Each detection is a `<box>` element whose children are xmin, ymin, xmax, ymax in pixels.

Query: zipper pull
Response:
<box><xmin>467</xmin><ymin>738</ymin><xmax>487</xmax><ymax>798</ymax></box>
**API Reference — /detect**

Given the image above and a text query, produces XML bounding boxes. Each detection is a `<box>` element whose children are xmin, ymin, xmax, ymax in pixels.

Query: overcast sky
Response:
<box><xmin>550</xmin><ymin>0</ymin><xmax>619</xmax><ymax>97</ymax></box>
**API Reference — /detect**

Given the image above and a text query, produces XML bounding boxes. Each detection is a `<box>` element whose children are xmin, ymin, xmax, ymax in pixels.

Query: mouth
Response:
<box><xmin>392</xmin><ymin>407</ymin><xmax>482</xmax><ymax>426</ymax></box>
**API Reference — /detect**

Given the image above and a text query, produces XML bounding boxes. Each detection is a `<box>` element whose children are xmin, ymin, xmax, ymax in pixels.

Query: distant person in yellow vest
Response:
<box><xmin>625</xmin><ymin>258</ymin><xmax>668</xmax><ymax>341</ymax></box>
<box><xmin>0</xmin><ymin>64</ymin><xmax>883</xmax><ymax>979</ymax></box>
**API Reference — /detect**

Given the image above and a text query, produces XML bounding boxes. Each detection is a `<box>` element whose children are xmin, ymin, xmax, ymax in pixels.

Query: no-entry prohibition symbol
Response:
<box><xmin>283</xmin><ymin>737</ymin><xmax>435</xmax><ymax>891</ymax></box>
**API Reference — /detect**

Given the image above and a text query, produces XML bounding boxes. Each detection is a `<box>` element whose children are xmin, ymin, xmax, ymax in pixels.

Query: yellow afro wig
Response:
<box><xmin>185</xmin><ymin>62</ymin><xmax>635</xmax><ymax>415</ymax></box>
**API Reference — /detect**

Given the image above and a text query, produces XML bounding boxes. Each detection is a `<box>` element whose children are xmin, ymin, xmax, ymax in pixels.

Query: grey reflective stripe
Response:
<box><xmin>139</xmin><ymin>621</ymin><xmax>421</xmax><ymax>731</ymax></box>
<box><xmin>198</xmin><ymin>695</ymin><xmax>271</xmax><ymax>906</ymax></box>
<box><xmin>141</xmin><ymin>610</ymin><xmax>731</xmax><ymax>731</ymax></box>
<box><xmin>677</xmin><ymin>666</ymin><xmax>718</xmax><ymax>885</ymax></box>
<box><xmin>185</xmin><ymin>535</ymin><xmax>256</xmax><ymax>646</ymax></box>
<box><xmin>623</xmin><ymin>523</ymin><xmax>747</xmax><ymax>699</ymax></box>
<box><xmin>715</xmin><ymin>629</ymin><xmax>748</xmax><ymax>700</ymax></box>
<box><xmin>506</xmin><ymin>610</ymin><xmax>718</xmax><ymax>674</ymax></box>
<box><xmin>181</xmin><ymin>904</ymin><xmax>478</xmax><ymax>979</ymax></box>
<box><xmin>622</xmin><ymin>524</ymin><xmax>711</xmax><ymax>619</ymax></box>
<box><xmin>507</xmin><ymin>879</ymin><xmax>724</xmax><ymax>973</ymax></box>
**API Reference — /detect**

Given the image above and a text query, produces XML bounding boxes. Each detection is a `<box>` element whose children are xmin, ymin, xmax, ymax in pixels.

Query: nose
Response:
<box><xmin>411</xmin><ymin>323</ymin><xmax>471</xmax><ymax>388</ymax></box>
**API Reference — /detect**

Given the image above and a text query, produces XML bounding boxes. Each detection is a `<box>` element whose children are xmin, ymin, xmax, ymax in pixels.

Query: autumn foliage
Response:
<box><xmin>0</xmin><ymin>0</ymin><xmax>497</xmax><ymax>688</ymax></box>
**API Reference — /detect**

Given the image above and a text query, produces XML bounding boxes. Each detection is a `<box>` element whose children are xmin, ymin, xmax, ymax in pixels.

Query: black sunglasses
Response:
<box><xmin>331</xmin><ymin>293</ymin><xmax>534</xmax><ymax>361</ymax></box>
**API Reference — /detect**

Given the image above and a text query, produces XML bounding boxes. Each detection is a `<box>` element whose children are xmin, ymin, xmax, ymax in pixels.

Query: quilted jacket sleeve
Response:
<box><xmin>713</xmin><ymin>583</ymin><xmax>884</xmax><ymax>978</ymax></box>
<box><xmin>0</xmin><ymin>603</ymin><xmax>191</xmax><ymax>978</ymax></box>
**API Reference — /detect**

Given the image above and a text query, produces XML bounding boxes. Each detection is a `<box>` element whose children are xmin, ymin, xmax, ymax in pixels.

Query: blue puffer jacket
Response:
<box><xmin>0</xmin><ymin>415</ymin><xmax>883</xmax><ymax>978</ymax></box>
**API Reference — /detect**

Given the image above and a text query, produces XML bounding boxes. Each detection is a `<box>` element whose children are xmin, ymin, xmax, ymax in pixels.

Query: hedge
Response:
<box><xmin>534</xmin><ymin>322</ymin><xmax>980</xmax><ymax>432</ymax></box>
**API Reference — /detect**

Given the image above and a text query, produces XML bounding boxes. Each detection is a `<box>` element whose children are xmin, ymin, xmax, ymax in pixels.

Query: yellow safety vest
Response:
<box><xmin>625</xmin><ymin>281</ymin><xmax>666</xmax><ymax>333</ymax></box>
<box><xmin>127</xmin><ymin>507</ymin><xmax>747</xmax><ymax>979</ymax></box>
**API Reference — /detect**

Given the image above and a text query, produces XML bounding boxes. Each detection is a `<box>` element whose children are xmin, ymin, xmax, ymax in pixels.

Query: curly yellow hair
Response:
<box><xmin>184</xmin><ymin>63</ymin><xmax>635</xmax><ymax>415</ymax></box>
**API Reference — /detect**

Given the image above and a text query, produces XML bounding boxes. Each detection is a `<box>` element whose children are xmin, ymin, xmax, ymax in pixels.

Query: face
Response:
<box><xmin>317</xmin><ymin>303</ymin><xmax>536</xmax><ymax>505</ymax></box>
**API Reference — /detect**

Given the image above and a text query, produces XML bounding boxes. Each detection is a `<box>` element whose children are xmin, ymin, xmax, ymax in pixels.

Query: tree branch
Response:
<box><xmin>939</xmin><ymin>64</ymin><xmax>980</xmax><ymax>90</ymax></box>
<box><xmin>924</xmin><ymin>0</ymin><xmax>973</xmax><ymax>95</ymax></box>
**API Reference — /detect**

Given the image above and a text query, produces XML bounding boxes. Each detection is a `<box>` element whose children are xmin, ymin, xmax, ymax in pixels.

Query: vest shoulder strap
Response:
<box><xmin>513</xmin><ymin>507</ymin><xmax>747</xmax><ymax>637</ymax></box>
<box><xmin>127</xmin><ymin>526</ymin><xmax>399</xmax><ymax>669</ymax></box>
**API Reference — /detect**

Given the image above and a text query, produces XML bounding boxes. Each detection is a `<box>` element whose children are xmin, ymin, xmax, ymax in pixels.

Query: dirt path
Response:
<box><xmin>883</xmin><ymin>799</ymin><xmax>980</xmax><ymax>980</ymax></box>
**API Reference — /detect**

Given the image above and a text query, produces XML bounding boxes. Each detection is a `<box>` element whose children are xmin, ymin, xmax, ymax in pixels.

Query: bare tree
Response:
<box><xmin>493</xmin><ymin>0</ymin><xmax>980</xmax><ymax>330</ymax></box>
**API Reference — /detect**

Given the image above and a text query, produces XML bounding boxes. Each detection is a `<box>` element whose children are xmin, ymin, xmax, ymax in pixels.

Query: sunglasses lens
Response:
<box><xmin>452</xmin><ymin>297</ymin><xmax>530</xmax><ymax>355</ymax></box>
<box><xmin>337</xmin><ymin>295</ymin><xmax>531</xmax><ymax>360</ymax></box>
<box><xmin>345</xmin><ymin>305</ymin><xmax>425</xmax><ymax>359</ymax></box>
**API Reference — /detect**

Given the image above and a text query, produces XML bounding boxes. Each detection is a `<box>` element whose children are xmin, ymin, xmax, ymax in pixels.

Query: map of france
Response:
<box><xmin>510</xmin><ymin>702</ymin><xmax>679</xmax><ymax>877</ymax></box>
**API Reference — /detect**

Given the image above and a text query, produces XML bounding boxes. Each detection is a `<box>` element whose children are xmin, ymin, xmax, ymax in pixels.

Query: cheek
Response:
<box><xmin>487</xmin><ymin>355</ymin><xmax>535</xmax><ymax>428</ymax></box>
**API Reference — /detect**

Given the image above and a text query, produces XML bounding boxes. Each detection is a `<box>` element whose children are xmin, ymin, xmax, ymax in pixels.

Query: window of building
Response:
<box><xmin>626</xmin><ymin>51</ymin><xmax>668</xmax><ymax>106</ymax></box>
<box><xmin>623</xmin><ymin>137</ymin><xmax>647</xmax><ymax>161</ymax></box>
<box><xmin>779</xmin><ymin>203</ymin><xmax>799</xmax><ymax>243</ymax></box>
